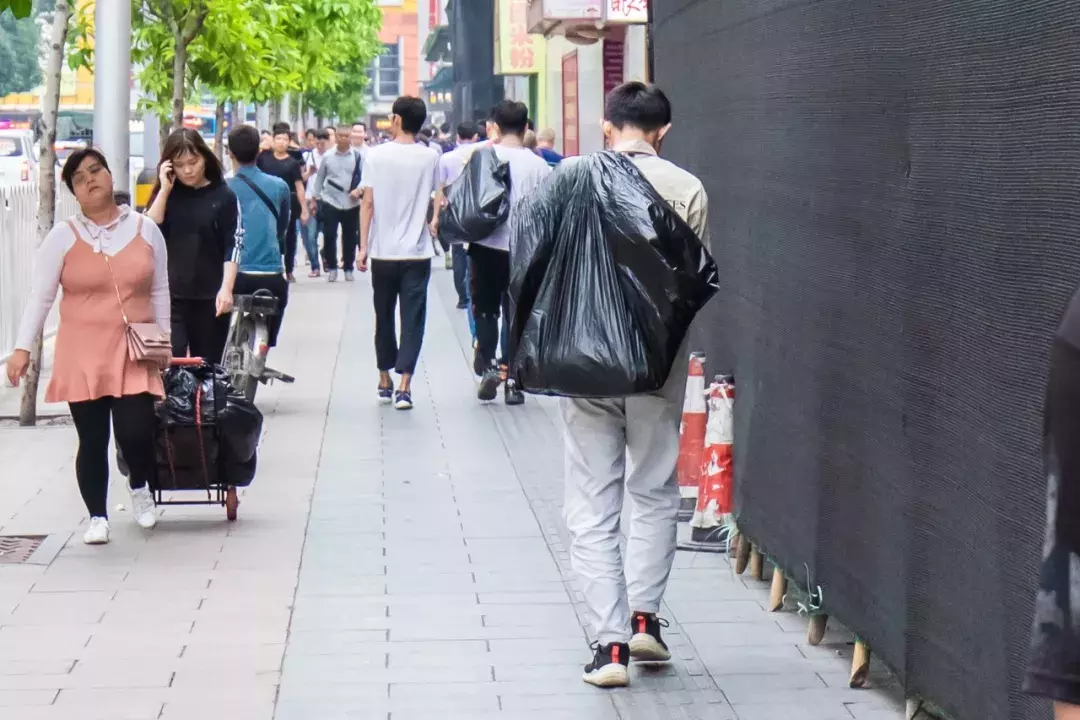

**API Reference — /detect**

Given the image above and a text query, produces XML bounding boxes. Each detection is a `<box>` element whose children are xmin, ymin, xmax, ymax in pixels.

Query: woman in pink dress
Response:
<box><xmin>5</xmin><ymin>148</ymin><xmax>171</xmax><ymax>545</ymax></box>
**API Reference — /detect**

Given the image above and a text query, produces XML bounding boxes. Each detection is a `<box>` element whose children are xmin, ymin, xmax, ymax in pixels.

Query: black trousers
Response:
<box><xmin>469</xmin><ymin>244</ymin><xmax>512</xmax><ymax>372</ymax></box>
<box><xmin>69</xmin><ymin>394</ymin><xmax>156</xmax><ymax>518</ymax></box>
<box><xmin>284</xmin><ymin>198</ymin><xmax>300</xmax><ymax>274</ymax></box>
<box><xmin>452</xmin><ymin>244</ymin><xmax>470</xmax><ymax>305</ymax></box>
<box><xmin>321</xmin><ymin>204</ymin><xmax>359</xmax><ymax>272</ymax></box>
<box><xmin>234</xmin><ymin>273</ymin><xmax>290</xmax><ymax>347</ymax></box>
<box><xmin>371</xmin><ymin>259</ymin><xmax>431</xmax><ymax>375</ymax></box>
<box><xmin>171</xmin><ymin>298</ymin><xmax>230</xmax><ymax>363</ymax></box>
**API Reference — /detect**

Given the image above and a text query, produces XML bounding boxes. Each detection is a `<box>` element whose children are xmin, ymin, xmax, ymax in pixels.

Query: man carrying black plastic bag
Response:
<box><xmin>548</xmin><ymin>83</ymin><xmax>712</xmax><ymax>688</ymax></box>
<box><xmin>459</xmin><ymin>101</ymin><xmax>550</xmax><ymax>405</ymax></box>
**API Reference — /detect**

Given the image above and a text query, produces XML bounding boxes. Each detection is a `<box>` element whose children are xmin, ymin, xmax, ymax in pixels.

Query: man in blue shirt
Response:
<box><xmin>536</xmin><ymin>128</ymin><xmax>564</xmax><ymax>167</ymax></box>
<box><xmin>226</xmin><ymin>124</ymin><xmax>291</xmax><ymax>346</ymax></box>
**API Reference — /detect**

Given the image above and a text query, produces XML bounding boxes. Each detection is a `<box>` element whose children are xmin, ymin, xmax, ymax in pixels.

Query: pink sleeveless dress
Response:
<box><xmin>46</xmin><ymin>219</ymin><xmax>165</xmax><ymax>404</ymax></box>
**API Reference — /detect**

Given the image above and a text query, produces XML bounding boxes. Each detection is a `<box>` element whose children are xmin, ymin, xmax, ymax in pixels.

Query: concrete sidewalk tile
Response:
<box><xmin>0</xmin><ymin>689</ymin><xmax>59</xmax><ymax>707</ymax></box>
<box><xmin>282</xmin><ymin>630</ymin><xmax>389</xmax><ymax>656</ymax></box>
<box><xmin>51</xmin><ymin>688</ymin><xmax>166</xmax><ymax>716</ymax></box>
<box><xmin>731</xmin><ymin>703</ymin><xmax>857</xmax><ymax>720</ymax></box>
<box><xmin>500</xmin><ymin>691</ymin><xmax>633</xmax><ymax>712</ymax></box>
<box><xmin>0</xmin><ymin>659</ymin><xmax>74</xmax><ymax>675</ymax></box>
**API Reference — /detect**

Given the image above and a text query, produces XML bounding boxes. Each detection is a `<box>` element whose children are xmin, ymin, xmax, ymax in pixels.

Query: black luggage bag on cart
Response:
<box><xmin>119</xmin><ymin>358</ymin><xmax>263</xmax><ymax>521</ymax></box>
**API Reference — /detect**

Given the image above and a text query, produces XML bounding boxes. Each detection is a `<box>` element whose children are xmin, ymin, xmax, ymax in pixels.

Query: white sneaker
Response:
<box><xmin>130</xmin><ymin>486</ymin><xmax>158</xmax><ymax>529</ymax></box>
<box><xmin>83</xmin><ymin>517</ymin><xmax>110</xmax><ymax>545</ymax></box>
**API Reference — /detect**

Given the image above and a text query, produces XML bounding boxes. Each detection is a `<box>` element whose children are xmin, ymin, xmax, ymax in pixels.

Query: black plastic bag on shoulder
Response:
<box><xmin>437</xmin><ymin>145</ymin><xmax>511</xmax><ymax>248</ymax></box>
<box><xmin>508</xmin><ymin>151</ymin><xmax>719</xmax><ymax>398</ymax></box>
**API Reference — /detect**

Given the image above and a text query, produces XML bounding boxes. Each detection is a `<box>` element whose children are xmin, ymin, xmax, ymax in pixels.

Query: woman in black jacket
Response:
<box><xmin>147</xmin><ymin>129</ymin><xmax>241</xmax><ymax>362</ymax></box>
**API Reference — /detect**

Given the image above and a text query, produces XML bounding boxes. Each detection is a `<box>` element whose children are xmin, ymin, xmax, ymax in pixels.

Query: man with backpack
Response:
<box><xmin>312</xmin><ymin>125</ymin><xmax>363</xmax><ymax>282</ymax></box>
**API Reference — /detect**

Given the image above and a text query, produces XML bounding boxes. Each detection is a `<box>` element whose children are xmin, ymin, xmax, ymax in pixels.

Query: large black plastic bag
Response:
<box><xmin>153</xmin><ymin>362</ymin><xmax>263</xmax><ymax>487</ymax></box>
<box><xmin>437</xmin><ymin>145</ymin><xmax>511</xmax><ymax>247</ymax></box>
<box><xmin>509</xmin><ymin>151</ymin><xmax>719</xmax><ymax>398</ymax></box>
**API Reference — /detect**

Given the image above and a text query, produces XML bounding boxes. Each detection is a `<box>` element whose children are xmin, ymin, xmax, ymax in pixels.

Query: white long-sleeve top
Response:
<box><xmin>15</xmin><ymin>209</ymin><xmax>171</xmax><ymax>352</ymax></box>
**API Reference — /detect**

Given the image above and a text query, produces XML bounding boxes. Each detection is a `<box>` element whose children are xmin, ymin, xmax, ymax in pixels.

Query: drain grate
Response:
<box><xmin>0</xmin><ymin>536</ymin><xmax>46</xmax><ymax>564</ymax></box>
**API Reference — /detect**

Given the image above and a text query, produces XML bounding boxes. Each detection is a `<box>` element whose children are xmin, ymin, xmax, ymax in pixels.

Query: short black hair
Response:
<box><xmin>113</xmin><ymin>190</ymin><xmax>131</xmax><ymax>206</ymax></box>
<box><xmin>456</xmin><ymin>121</ymin><xmax>477</xmax><ymax>140</ymax></box>
<box><xmin>228</xmin><ymin>125</ymin><xmax>262</xmax><ymax>165</ymax></box>
<box><xmin>315</xmin><ymin>129</ymin><xmax>330</xmax><ymax>141</ymax></box>
<box><xmin>491</xmin><ymin>100</ymin><xmax>529</xmax><ymax>137</ymax></box>
<box><xmin>305</xmin><ymin>128</ymin><xmax>316</xmax><ymax>138</ymax></box>
<box><xmin>324</xmin><ymin>125</ymin><xmax>336</xmax><ymax>133</ymax></box>
<box><xmin>391</xmin><ymin>97</ymin><xmax>427</xmax><ymax>135</ymax></box>
<box><xmin>604</xmin><ymin>82</ymin><xmax>672</xmax><ymax>132</ymax></box>
<box><xmin>260</xmin><ymin>129</ymin><xmax>271</xmax><ymax>136</ymax></box>
<box><xmin>61</xmin><ymin>147</ymin><xmax>109</xmax><ymax>192</ymax></box>
<box><xmin>352</xmin><ymin>121</ymin><xmax>366</xmax><ymax>130</ymax></box>
<box><xmin>271</xmin><ymin>121</ymin><xmax>291</xmax><ymax>137</ymax></box>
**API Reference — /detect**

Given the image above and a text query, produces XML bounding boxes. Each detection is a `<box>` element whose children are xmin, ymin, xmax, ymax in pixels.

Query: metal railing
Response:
<box><xmin>0</xmin><ymin>183</ymin><xmax>78</xmax><ymax>359</ymax></box>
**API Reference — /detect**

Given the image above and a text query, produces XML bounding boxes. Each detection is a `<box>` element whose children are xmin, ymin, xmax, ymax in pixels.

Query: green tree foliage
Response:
<box><xmin>279</xmin><ymin>0</ymin><xmax>382</xmax><ymax>121</ymax></box>
<box><xmin>0</xmin><ymin>0</ymin><xmax>33</xmax><ymax>18</ymax></box>
<box><xmin>61</xmin><ymin>0</ymin><xmax>381</xmax><ymax>129</ymax></box>
<box><xmin>0</xmin><ymin>9</ymin><xmax>43</xmax><ymax>95</ymax></box>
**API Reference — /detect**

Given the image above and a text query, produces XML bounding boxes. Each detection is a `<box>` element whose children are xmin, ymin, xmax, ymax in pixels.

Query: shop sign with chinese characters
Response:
<box><xmin>496</xmin><ymin>0</ymin><xmax>545</xmax><ymax>75</ymax></box>
<box><xmin>605</xmin><ymin>0</ymin><xmax>647</xmax><ymax>23</ymax></box>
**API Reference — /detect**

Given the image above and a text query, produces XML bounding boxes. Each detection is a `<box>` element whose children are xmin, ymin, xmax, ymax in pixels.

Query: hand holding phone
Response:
<box><xmin>158</xmin><ymin>160</ymin><xmax>175</xmax><ymax>192</ymax></box>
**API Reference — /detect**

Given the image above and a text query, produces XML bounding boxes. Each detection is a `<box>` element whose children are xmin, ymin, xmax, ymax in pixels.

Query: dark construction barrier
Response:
<box><xmin>653</xmin><ymin>1</ymin><xmax>1080</xmax><ymax>718</ymax></box>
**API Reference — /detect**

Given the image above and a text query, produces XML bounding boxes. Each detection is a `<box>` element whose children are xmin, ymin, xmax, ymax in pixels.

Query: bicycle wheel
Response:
<box><xmin>228</xmin><ymin>317</ymin><xmax>259</xmax><ymax>403</ymax></box>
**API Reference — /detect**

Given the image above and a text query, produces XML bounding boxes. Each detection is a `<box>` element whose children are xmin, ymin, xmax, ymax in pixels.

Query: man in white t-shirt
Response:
<box><xmin>444</xmin><ymin>100</ymin><xmax>550</xmax><ymax>406</ymax></box>
<box><xmin>357</xmin><ymin>96</ymin><xmax>441</xmax><ymax>411</ymax></box>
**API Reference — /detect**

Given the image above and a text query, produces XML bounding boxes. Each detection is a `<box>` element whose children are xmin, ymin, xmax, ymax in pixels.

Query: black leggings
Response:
<box><xmin>69</xmin><ymin>394</ymin><xmax>157</xmax><ymax>519</ymax></box>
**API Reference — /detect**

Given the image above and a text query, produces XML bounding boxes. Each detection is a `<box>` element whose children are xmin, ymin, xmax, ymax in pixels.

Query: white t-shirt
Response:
<box><xmin>476</xmin><ymin>144</ymin><xmax>551</xmax><ymax>252</ymax></box>
<box><xmin>359</xmin><ymin>141</ymin><xmax>440</xmax><ymax>260</ymax></box>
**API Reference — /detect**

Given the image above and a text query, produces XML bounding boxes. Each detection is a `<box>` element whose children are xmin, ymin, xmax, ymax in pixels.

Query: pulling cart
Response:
<box><xmin>119</xmin><ymin>357</ymin><xmax>263</xmax><ymax>522</ymax></box>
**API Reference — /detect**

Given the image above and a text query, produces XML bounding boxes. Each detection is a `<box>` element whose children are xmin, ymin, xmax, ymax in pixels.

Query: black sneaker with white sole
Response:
<box><xmin>629</xmin><ymin>612</ymin><xmax>671</xmax><ymax>662</ymax></box>
<box><xmin>583</xmin><ymin>642</ymin><xmax>630</xmax><ymax>687</ymax></box>
<box><xmin>477</xmin><ymin>367</ymin><xmax>501</xmax><ymax>402</ymax></box>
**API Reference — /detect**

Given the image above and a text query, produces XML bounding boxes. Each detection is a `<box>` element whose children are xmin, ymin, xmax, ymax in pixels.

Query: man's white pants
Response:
<box><xmin>560</xmin><ymin>389</ymin><xmax>682</xmax><ymax>646</ymax></box>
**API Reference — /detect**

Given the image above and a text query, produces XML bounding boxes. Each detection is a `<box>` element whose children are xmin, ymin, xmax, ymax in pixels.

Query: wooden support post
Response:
<box><xmin>749</xmin><ymin>546</ymin><xmax>764</xmax><ymax>580</ymax></box>
<box><xmin>734</xmin><ymin>533</ymin><xmax>751</xmax><ymax>575</ymax></box>
<box><xmin>768</xmin><ymin>567</ymin><xmax>787</xmax><ymax>611</ymax></box>
<box><xmin>807</xmin><ymin>614</ymin><xmax>828</xmax><ymax>646</ymax></box>
<box><xmin>849</xmin><ymin>640</ymin><xmax>871</xmax><ymax>688</ymax></box>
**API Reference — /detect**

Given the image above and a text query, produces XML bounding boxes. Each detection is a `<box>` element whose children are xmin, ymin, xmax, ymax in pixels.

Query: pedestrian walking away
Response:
<box><xmin>436</xmin><ymin>121</ymin><xmax>480</xmax><ymax>314</ymax></box>
<box><xmin>227</xmin><ymin>124</ymin><xmax>293</xmax><ymax>347</ymax></box>
<box><xmin>146</xmin><ymin>128</ymin><xmax>240</xmax><ymax>363</ymax></box>
<box><xmin>5</xmin><ymin>148</ymin><xmax>171</xmax><ymax>544</ymax></box>
<box><xmin>257</xmin><ymin>122</ymin><xmax>310</xmax><ymax>282</ymax></box>
<box><xmin>450</xmin><ymin>100</ymin><xmax>549</xmax><ymax>406</ymax></box>
<box><xmin>312</xmin><ymin>126</ymin><xmax>362</xmax><ymax>283</ymax></box>
<box><xmin>558</xmin><ymin>82</ymin><xmax>712</xmax><ymax>688</ymax></box>
<box><xmin>358</xmin><ymin>95</ymin><xmax>441</xmax><ymax>411</ymax></box>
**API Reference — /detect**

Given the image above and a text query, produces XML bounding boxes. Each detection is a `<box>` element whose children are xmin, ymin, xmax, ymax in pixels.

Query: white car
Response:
<box><xmin>0</xmin><ymin>130</ymin><xmax>38</xmax><ymax>185</ymax></box>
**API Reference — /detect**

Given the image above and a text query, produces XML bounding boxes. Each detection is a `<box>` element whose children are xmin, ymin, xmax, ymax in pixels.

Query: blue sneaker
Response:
<box><xmin>394</xmin><ymin>390</ymin><xmax>414</xmax><ymax>410</ymax></box>
<box><xmin>377</xmin><ymin>385</ymin><xmax>393</xmax><ymax>405</ymax></box>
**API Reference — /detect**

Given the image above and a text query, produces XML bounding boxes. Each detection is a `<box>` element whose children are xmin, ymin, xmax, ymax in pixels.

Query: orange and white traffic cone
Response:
<box><xmin>676</xmin><ymin>352</ymin><xmax>707</xmax><ymax>520</ymax></box>
<box><xmin>691</xmin><ymin>374</ymin><xmax>735</xmax><ymax>544</ymax></box>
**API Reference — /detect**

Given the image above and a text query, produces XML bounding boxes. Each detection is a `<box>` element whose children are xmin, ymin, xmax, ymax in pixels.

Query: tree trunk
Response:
<box><xmin>20</xmin><ymin>0</ymin><xmax>72</xmax><ymax>427</ymax></box>
<box><xmin>159</xmin><ymin>113</ymin><xmax>170</xmax><ymax>151</ymax></box>
<box><xmin>213</xmin><ymin>100</ymin><xmax>225</xmax><ymax>160</ymax></box>
<box><xmin>171</xmin><ymin>37</ymin><xmax>187</xmax><ymax>132</ymax></box>
<box><xmin>296</xmin><ymin>94</ymin><xmax>305</xmax><ymax>134</ymax></box>
<box><xmin>269</xmin><ymin>97</ymin><xmax>281</xmax><ymax>126</ymax></box>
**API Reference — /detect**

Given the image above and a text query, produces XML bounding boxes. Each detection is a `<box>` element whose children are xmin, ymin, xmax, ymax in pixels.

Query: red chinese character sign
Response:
<box><xmin>605</xmin><ymin>0</ymin><xmax>647</xmax><ymax>23</ymax></box>
<box><xmin>496</xmin><ymin>0</ymin><xmax>544</xmax><ymax>74</ymax></box>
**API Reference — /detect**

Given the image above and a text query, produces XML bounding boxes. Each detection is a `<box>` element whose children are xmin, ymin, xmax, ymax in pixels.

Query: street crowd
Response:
<box><xmin>2</xmin><ymin>81</ymin><xmax>1079</xmax><ymax>717</ymax></box>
